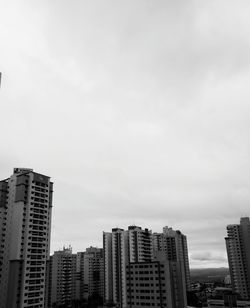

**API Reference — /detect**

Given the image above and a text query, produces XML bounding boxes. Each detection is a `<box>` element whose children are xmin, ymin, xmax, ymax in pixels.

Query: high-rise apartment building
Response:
<box><xmin>0</xmin><ymin>168</ymin><xmax>53</xmax><ymax>308</ymax></box>
<box><xmin>153</xmin><ymin>226</ymin><xmax>191</xmax><ymax>292</ymax></box>
<box><xmin>83</xmin><ymin>247</ymin><xmax>104</xmax><ymax>301</ymax></box>
<box><xmin>76</xmin><ymin>251</ymin><xmax>85</xmax><ymax>301</ymax></box>
<box><xmin>128</xmin><ymin>226</ymin><xmax>153</xmax><ymax>263</ymax></box>
<box><xmin>103</xmin><ymin>228</ymin><xmax>128</xmax><ymax>308</ymax></box>
<box><xmin>103</xmin><ymin>225</ymin><xmax>190</xmax><ymax>308</ymax></box>
<box><xmin>75</xmin><ymin>247</ymin><xmax>104</xmax><ymax>303</ymax></box>
<box><xmin>126</xmin><ymin>252</ymin><xmax>187</xmax><ymax>308</ymax></box>
<box><xmin>103</xmin><ymin>226</ymin><xmax>153</xmax><ymax>308</ymax></box>
<box><xmin>225</xmin><ymin>217</ymin><xmax>250</xmax><ymax>299</ymax></box>
<box><xmin>49</xmin><ymin>246</ymin><xmax>77</xmax><ymax>307</ymax></box>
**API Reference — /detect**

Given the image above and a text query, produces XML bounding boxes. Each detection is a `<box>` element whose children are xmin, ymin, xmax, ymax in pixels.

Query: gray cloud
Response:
<box><xmin>1</xmin><ymin>0</ymin><xmax>250</xmax><ymax>268</ymax></box>
<box><xmin>191</xmin><ymin>252</ymin><xmax>228</xmax><ymax>265</ymax></box>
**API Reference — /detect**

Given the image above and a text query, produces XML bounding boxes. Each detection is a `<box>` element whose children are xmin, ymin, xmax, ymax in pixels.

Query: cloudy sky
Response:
<box><xmin>1</xmin><ymin>0</ymin><xmax>250</xmax><ymax>268</ymax></box>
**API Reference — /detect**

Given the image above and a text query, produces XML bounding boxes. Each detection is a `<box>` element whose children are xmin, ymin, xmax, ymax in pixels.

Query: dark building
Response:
<box><xmin>49</xmin><ymin>246</ymin><xmax>77</xmax><ymax>307</ymax></box>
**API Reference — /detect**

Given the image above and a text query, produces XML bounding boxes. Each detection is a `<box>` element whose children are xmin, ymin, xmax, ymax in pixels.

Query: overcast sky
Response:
<box><xmin>1</xmin><ymin>0</ymin><xmax>250</xmax><ymax>268</ymax></box>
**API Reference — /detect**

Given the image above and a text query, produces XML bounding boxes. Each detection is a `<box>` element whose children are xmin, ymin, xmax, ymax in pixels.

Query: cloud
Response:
<box><xmin>1</xmin><ymin>0</ymin><xmax>250</xmax><ymax>267</ymax></box>
<box><xmin>191</xmin><ymin>252</ymin><xmax>227</xmax><ymax>263</ymax></box>
<box><xmin>190</xmin><ymin>251</ymin><xmax>228</xmax><ymax>268</ymax></box>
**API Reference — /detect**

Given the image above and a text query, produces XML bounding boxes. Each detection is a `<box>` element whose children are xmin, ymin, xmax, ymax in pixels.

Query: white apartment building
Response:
<box><xmin>128</xmin><ymin>226</ymin><xmax>153</xmax><ymax>263</ymax></box>
<box><xmin>103</xmin><ymin>228</ymin><xmax>128</xmax><ymax>308</ymax></box>
<box><xmin>103</xmin><ymin>226</ymin><xmax>154</xmax><ymax>308</ymax></box>
<box><xmin>103</xmin><ymin>225</ymin><xmax>191</xmax><ymax>308</ymax></box>
<box><xmin>0</xmin><ymin>168</ymin><xmax>53</xmax><ymax>308</ymax></box>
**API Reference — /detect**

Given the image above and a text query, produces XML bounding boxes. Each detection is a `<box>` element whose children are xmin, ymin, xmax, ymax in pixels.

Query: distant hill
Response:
<box><xmin>190</xmin><ymin>267</ymin><xmax>229</xmax><ymax>283</ymax></box>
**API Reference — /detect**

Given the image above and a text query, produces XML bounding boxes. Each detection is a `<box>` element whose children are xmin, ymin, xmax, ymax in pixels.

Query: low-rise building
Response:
<box><xmin>207</xmin><ymin>287</ymin><xmax>250</xmax><ymax>308</ymax></box>
<box><xmin>207</xmin><ymin>298</ymin><xmax>250</xmax><ymax>308</ymax></box>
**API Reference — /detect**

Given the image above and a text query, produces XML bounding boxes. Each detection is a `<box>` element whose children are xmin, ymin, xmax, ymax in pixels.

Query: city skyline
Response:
<box><xmin>2</xmin><ymin>1</ymin><xmax>250</xmax><ymax>269</ymax></box>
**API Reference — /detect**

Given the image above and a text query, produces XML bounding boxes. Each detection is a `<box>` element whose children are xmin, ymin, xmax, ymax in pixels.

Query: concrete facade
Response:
<box><xmin>103</xmin><ymin>228</ymin><xmax>128</xmax><ymax>308</ymax></box>
<box><xmin>103</xmin><ymin>226</ymin><xmax>154</xmax><ymax>308</ymax></box>
<box><xmin>103</xmin><ymin>225</ymin><xmax>189</xmax><ymax>308</ymax></box>
<box><xmin>76</xmin><ymin>251</ymin><xmax>85</xmax><ymax>301</ymax></box>
<box><xmin>83</xmin><ymin>247</ymin><xmax>104</xmax><ymax>301</ymax></box>
<box><xmin>153</xmin><ymin>226</ymin><xmax>191</xmax><ymax>294</ymax></box>
<box><xmin>207</xmin><ymin>287</ymin><xmax>250</xmax><ymax>307</ymax></box>
<box><xmin>225</xmin><ymin>217</ymin><xmax>250</xmax><ymax>299</ymax></box>
<box><xmin>49</xmin><ymin>246</ymin><xmax>77</xmax><ymax>307</ymax></box>
<box><xmin>0</xmin><ymin>168</ymin><xmax>53</xmax><ymax>308</ymax></box>
<box><xmin>126</xmin><ymin>252</ymin><xmax>187</xmax><ymax>308</ymax></box>
<box><xmin>128</xmin><ymin>226</ymin><xmax>153</xmax><ymax>263</ymax></box>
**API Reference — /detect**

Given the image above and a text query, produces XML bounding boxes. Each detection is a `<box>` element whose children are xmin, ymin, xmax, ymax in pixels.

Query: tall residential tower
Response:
<box><xmin>103</xmin><ymin>228</ymin><xmax>128</xmax><ymax>308</ymax></box>
<box><xmin>0</xmin><ymin>168</ymin><xmax>53</xmax><ymax>308</ymax></box>
<box><xmin>49</xmin><ymin>246</ymin><xmax>77</xmax><ymax>307</ymax></box>
<box><xmin>83</xmin><ymin>247</ymin><xmax>104</xmax><ymax>301</ymax></box>
<box><xmin>225</xmin><ymin>217</ymin><xmax>250</xmax><ymax>299</ymax></box>
<box><xmin>153</xmin><ymin>226</ymin><xmax>191</xmax><ymax>292</ymax></box>
<box><xmin>103</xmin><ymin>226</ymin><xmax>153</xmax><ymax>308</ymax></box>
<box><xmin>103</xmin><ymin>225</ymin><xmax>190</xmax><ymax>308</ymax></box>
